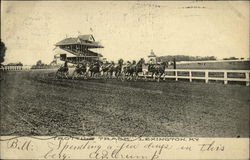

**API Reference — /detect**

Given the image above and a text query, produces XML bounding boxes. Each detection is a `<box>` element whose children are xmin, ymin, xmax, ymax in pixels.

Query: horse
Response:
<box><xmin>89</xmin><ymin>61</ymin><xmax>101</xmax><ymax>78</ymax></box>
<box><xmin>100</xmin><ymin>63</ymin><xmax>111</xmax><ymax>78</ymax></box>
<box><xmin>133</xmin><ymin>59</ymin><xmax>146</xmax><ymax>81</ymax></box>
<box><xmin>107</xmin><ymin>62</ymin><xmax>116</xmax><ymax>78</ymax></box>
<box><xmin>123</xmin><ymin>61</ymin><xmax>136</xmax><ymax>80</ymax></box>
<box><xmin>150</xmin><ymin>62</ymin><xmax>168</xmax><ymax>82</ymax></box>
<box><xmin>123</xmin><ymin>59</ymin><xmax>145</xmax><ymax>81</ymax></box>
<box><xmin>72</xmin><ymin>62</ymin><xmax>88</xmax><ymax>79</ymax></box>
<box><xmin>56</xmin><ymin>62</ymin><xmax>69</xmax><ymax>79</ymax></box>
<box><xmin>113</xmin><ymin>59</ymin><xmax>124</xmax><ymax>80</ymax></box>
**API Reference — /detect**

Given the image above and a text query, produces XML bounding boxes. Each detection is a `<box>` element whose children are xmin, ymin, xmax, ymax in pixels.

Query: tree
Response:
<box><xmin>157</xmin><ymin>55</ymin><xmax>217</xmax><ymax>62</ymax></box>
<box><xmin>7</xmin><ymin>62</ymin><xmax>23</xmax><ymax>66</ymax></box>
<box><xmin>223</xmin><ymin>57</ymin><xmax>239</xmax><ymax>60</ymax></box>
<box><xmin>17</xmin><ymin>62</ymin><xmax>23</xmax><ymax>66</ymax></box>
<box><xmin>36</xmin><ymin>60</ymin><xmax>44</xmax><ymax>66</ymax></box>
<box><xmin>0</xmin><ymin>39</ymin><xmax>7</xmax><ymax>65</ymax></box>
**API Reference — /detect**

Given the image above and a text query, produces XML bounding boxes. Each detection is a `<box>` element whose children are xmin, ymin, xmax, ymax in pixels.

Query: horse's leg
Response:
<box><xmin>127</xmin><ymin>72</ymin><xmax>130</xmax><ymax>80</ymax></box>
<box><xmin>56</xmin><ymin>71</ymin><xmax>59</xmax><ymax>78</ymax></box>
<box><xmin>133</xmin><ymin>72</ymin><xmax>136</xmax><ymax>81</ymax></box>
<box><xmin>157</xmin><ymin>73</ymin><xmax>161</xmax><ymax>82</ymax></box>
<box><xmin>62</xmin><ymin>72</ymin><xmax>65</xmax><ymax>79</ymax></box>
<box><xmin>132</xmin><ymin>72</ymin><xmax>136</xmax><ymax>81</ymax></box>
<box><xmin>118</xmin><ymin>72</ymin><xmax>122</xmax><ymax>81</ymax></box>
<box><xmin>98</xmin><ymin>72</ymin><xmax>101</xmax><ymax>79</ymax></box>
<box><xmin>108</xmin><ymin>72</ymin><xmax>111</xmax><ymax>79</ymax></box>
<box><xmin>144</xmin><ymin>71</ymin><xmax>148</xmax><ymax>81</ymax></box>
<box><xmin>106</xmin><ymin>71</ymin><xmax>109</xmax><ymax>79</ymax></box>
<box><xmin>77</xmin><ymin>72</ymin><xmax>80</xmax><ymax>79</ymax></box>
<box><xmin>84</xmin><ymin>72</ymin><xmax>87</xmax><ymax>79</ymax></box>
<box><xmin>84</xmin><ymin>71</ymin><xmax>87</xmax><ymax>79</ymax></box>
<box><xmin>72</xmin><ymin>70</ymin><xmax>76</xmax><ymax>79</ymax></box>
<box><xmin>111</xmin><ymin>71</ymin><xmax>113</xmax><ymax>78</ymax></box>
<box><xmin>103</xmin><ymin>71</ymin><xmax>106</xmax><ymax>79</ymax></box>
<box><xmin>134</xmin><ymin>72</ymin><xmax>137</xmax><ymax>81</ymax></box>
<box><xmin>121</xmin><ymin>72</ymin><xmax>125</xmax><ymax>81</ymax></box>
<box><xmin>123</xmin><ymin>72</ymin><xmax>126</xmax><ymax>81</ymax></box>
<box><xmin>126</xmin><ymin>72</ymin><xmax>130</xmax><ymax>80</ymax></box>
<box><xmin>135</xmin><ymin>72</ymin><xmax>138</xmax><ymax>81</ymax></box>
<box><xmin>110</xmin><ymin>71</ymin><xmax>113</xmax><ymax>79</ymax></box>
<box><xmin>117</xmin><ymin>72</ymin><xmax>121</xmax><ymax>80</ymax></box>
<box><xmin>66</xmin><ymin>71</ymin><xmax>69</xmax><ymax>79</ymax></box>
<box><xmin>129</xmin><ymin>72</ymin><xmax>132</xmax><ymax>80</ymax></box>
<box><xmin>152</xmin><ymin>72</ymin><xmax>155</xmax><ymax>80</ymax></box>
<box><xmin>105</xmin><ymin>72</ymin><xmax>108</xmax><ymax>80</ymax></box>
<box><xmin>106</xmin><ymin>72</ymin><xmax>109</xmax><ymax>79</ymax></box>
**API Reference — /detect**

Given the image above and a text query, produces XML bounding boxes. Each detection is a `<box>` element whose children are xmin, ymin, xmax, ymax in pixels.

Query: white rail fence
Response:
<box><xmin>0</xmin><ymin>65</ymin><xmax>31</xmax><ymax>70</ymax></box>
<box><xmin>1</xmin><ymin>66</ymin><xmax>249</xmax><ymax>86</ymax></box>
<box><xmin>149</xmin><ymin>69</ymin><xmax>250</xmax><ymax>86</ymax></box>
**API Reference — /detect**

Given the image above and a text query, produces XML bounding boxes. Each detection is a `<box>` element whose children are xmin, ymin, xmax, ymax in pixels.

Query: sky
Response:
<box><xmin>1</xmin><ymin>1</ymin><xmax>249</xmax><ymax>65</ymax></box>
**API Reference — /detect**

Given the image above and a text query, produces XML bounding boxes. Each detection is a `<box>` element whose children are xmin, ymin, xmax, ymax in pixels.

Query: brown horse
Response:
<box><xmin>89</xmin><ymin>61</ymin><xmax>101</xmax><ymax>78</ymax></box>
<box><xmin>123</xmin><ymin>59</ymin><xmax>145</xmax><ymax>81</ymax></box>
<box><xmin>114</xmin><ymin>59</ymin><xmax>124</xmax><ymax>80</ymax></box>
<box><xmin>72</xmin><ymin>62</ymin><xmax>88</xmax><ymax>79</ymax></box>
<box><xmin>56</xmin><ymin>61</ymin><xmax>69</xmax><ymax>79</ymax></box>
<box><xmin>149</xmin><ymin>62</ymin><xmax>168</xmax><ymax>82</ymax></box>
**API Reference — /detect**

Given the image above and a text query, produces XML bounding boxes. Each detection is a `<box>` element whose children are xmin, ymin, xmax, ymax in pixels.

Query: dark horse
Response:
<box><xmin>56</xmin><ymin>61</ymin><xmax>69</xmax><ymax>79</ymax></box>
<box><xmin>123</xmin><ymin>61</ymin><xmax>136</xmax><ymax>80</ymax></box>
<box><xmin>89</xmin><ymin>61</ymin><xmax>101</xmax><ymax>78</ymax></box>
<box><xmin>113</xmin><ymin>59</ymin><xmax>124</xmax><ymax>80</ymax></box>
<box><xmin>101</xmin><ymin>62</ymin><xmax>116</xmax><ymax>79</ymax></box>
<box><xmin>72</xmin><ymin>62</ymin><xmax>88</xmax><ymax>79</ymax></box>
<box><xmin>100</xmin><ymin>62</ymin><xmax>111</xmax><ymax>78</ymax></box>
<box><xmin>148</xmin><ymin>61</ymin><xmax>168</xmax><ymax>82</ymax></box>
<box><xmin>124</xmin><ymin>59</ymin><xmax>145</xmax><ymax>81</ymax></box>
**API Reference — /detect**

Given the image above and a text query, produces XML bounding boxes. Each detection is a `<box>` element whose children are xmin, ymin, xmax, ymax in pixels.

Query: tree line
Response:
<box><xmin>156</xmin><ymin>55</ymin><xmax>217</xmax><ymax>62</ymax></box>
<box><xmin>157</xmin><ymin>55</ymin><xmax>246</xmax><ymax>62</ymax></box>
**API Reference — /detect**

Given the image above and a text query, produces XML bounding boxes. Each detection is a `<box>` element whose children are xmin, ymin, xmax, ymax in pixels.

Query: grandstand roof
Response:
<box><xmin>55</xmin><ymin>34</ymin><xmax>103</xmax><ymax>48</ymax></box>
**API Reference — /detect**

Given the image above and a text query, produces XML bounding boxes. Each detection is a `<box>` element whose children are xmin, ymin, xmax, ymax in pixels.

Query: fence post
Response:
<box><xmin>205</xmin><ymin>71</ymin><xmax>209</xmax><ymax>83</ymax></box>
<box><xmin>189</xmin><ymin>71</ymin><xmax>192</xmax><ymax>82</ymax></box>
<box><xmin>224</xmin><ymin>71</ymin><xmax>228</xmax><ymax>84</ymax></box>
<box><xmin>246</xmin><ymin>72</ymin><xmax>249</xmax><ymax>86</ymax></box>
<box><xmin>175</xmin><ymin>70</ymin><xmax>178</xmax><ymax>81</ymax></box>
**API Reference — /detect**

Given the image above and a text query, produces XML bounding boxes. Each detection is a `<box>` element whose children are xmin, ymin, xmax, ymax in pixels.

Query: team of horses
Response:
<box><xmin>56</xmin><ymin>59</ymin><xmax>170</xmax><ymax>82</ymax></box>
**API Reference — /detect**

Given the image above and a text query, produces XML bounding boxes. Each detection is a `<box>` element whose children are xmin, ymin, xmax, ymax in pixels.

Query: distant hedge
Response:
<box><xmin>157</xmin><ymin>55</ymin><xmax>217</xmax><ymax>62</ymax></box>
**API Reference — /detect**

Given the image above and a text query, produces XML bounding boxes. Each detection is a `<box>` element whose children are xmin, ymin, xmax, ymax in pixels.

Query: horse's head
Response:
<box><xmin>118</xmin><ymin>59</ymin><xmax>124</xmax><ymax>66</ymax></box>
<box><xmin>161</xmin><ymin>61</ymin><xmax>168</xmax><ymax>68</ymax></box>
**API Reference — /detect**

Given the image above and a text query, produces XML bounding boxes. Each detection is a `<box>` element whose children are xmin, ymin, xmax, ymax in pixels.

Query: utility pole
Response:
<box><xmin>173</xmin><ymin>58</ymin><xmax>176</xmax><ymax>69</ymax></box>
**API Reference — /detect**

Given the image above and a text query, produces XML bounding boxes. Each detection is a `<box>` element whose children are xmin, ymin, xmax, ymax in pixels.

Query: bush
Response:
<box><xmin>0</xmin><ymin>40</ymin><xmax>6</xmax><ymax>65</ymax></box>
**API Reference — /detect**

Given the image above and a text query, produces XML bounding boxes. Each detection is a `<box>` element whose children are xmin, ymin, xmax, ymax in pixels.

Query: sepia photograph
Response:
<box><xmin>0</xmin><ymin>1</ymin><xmax>249</xmax><ymax>159</ymax></box>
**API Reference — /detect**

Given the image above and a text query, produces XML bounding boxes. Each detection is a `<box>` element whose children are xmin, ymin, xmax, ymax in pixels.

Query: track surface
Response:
<box><xmin>0</xmin><ymin>70</ymin><xmax>249</xmax><ymax>137</ymax></box>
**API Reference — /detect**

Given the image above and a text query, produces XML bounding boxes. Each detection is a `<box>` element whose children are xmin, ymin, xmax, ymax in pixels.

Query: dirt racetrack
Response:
<box><xmin>0</xmin><ymin>70</ymin><xmax>249</xmax><ymax>137</ymax></box>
